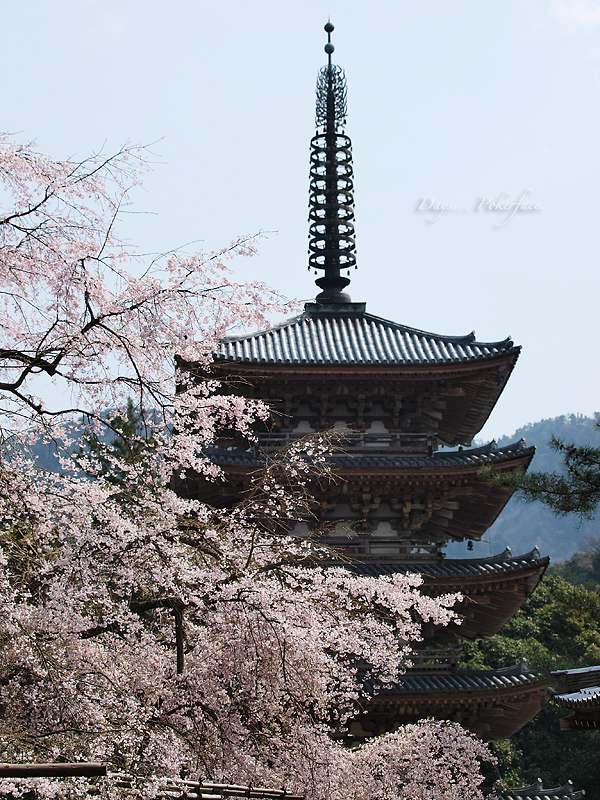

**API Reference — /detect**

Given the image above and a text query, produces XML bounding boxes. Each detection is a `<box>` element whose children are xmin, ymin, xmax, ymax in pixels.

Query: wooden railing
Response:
<box><xmin>0</xmin><ymin>763</ymin><xmax>107</xmax><ymax>778</ymax></box>
<box><xmin>252</xmin><ymin>431</ymin><xmax>435</xmax><ymax>455</ymax></box>
<box><xmin>0</xmin><ymin>766</ymin><xmax>303</xmax><ymax>800</ymax></box>
<box><xmin>409</xmin><ymin>649</ymin><xmax>460</xmax><ymax>672</ymax></box>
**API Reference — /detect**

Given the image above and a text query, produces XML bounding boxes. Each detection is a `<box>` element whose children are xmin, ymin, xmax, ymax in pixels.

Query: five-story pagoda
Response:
<box><xmin>184</xmin><ymin>23</ymin><xmax>549</xmax><ymax>743</ymax></box>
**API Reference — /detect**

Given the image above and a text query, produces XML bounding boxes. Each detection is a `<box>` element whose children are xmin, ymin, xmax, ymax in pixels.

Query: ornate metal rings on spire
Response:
<box><xmin>308</xmin><ymin>22</ymin><xmax>357</xmax><ymax>305</ymax></box>
<box><xmin>315</xmin><ymin>64</ymin><xmax>347</xmax><ymax>128</ymax></box>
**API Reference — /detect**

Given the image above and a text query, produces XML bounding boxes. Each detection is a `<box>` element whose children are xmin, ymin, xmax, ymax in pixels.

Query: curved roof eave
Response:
<box><xmin>353</xmin><ymin>547</ymin><xmax>549</xmax><ymax>580</ymax></box>
<box><xmin>205</xmin><ymin>438</ymin><xmax>535</xmax><ymax>471</ymax></box>
<box><xmin>216</xmin><ymin>311</ymin><xmax>519</xmax><ymax>367</ymax></box>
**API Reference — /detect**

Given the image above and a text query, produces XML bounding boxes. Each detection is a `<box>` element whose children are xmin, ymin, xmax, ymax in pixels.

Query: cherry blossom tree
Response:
<box><xmin>0</xmin><ymin>137</ymin><xmax>494</xmax><ymax>800</ymax></box>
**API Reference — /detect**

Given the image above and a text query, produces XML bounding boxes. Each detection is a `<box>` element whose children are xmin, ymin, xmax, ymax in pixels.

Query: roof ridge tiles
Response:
<box><xmin>204</xmin><ymin>439</ymin><xmax>535</xmax><ymax>470</ymax></box>
<box><xmin>552</xmin><ymin>664</ymin><xmax>600</xmax><ymax>677</ymax></box>
<box><xmin>442</xmin><ymin>546</ymin><xmax>544</xmax><ymax>566</ymax></box>
<box><xmin>215</xmin><ymin>310</ymin><xmax>519</xmax><ymax>365</ymax></box>
<box><xmin>357</xmin><ymin>313</ymin><xmax>513</xmax><ymax>348</ymax></box>
<box><xmin>371</xmin><ymin>663</ymin><xmax>544</xmax><ymax>695</ymax></box>
<box><xmin>491</xmin><ymin>780</ymin><xmax>585</xmax><ymax>800</ymax></box>
<box><xmin>221</xmin><ymin>309</ymin><xmax>517</xmax><ymax>347</ymax></box>
<box><xmin>350</xmin><ymin>548</ymin><xmax>549</xmax><ymax>579</ymax></box>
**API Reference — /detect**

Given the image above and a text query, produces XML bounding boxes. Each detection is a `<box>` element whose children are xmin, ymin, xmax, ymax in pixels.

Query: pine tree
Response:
<box><xmin>482</xmin><ymin>422</ymin><xmax>600</xmax><ymax>518</ymax></box>
<box><xmin>78</xmin><ymin>399</ymin><xmax>157</xmax><ymax>488</ymax></box>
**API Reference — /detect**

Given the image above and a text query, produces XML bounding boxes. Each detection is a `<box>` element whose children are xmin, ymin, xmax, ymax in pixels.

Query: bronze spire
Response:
<box><xmin>307</xmin><ymin>22</ymin><xmax>358</xmax><ymax>306</ymax></box>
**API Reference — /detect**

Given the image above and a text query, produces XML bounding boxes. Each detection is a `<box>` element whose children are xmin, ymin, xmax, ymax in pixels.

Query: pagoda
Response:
<box><xmin>184</xmin><ymin>23</ymin><xmax>549</xmax><ymax>742</ymax></box>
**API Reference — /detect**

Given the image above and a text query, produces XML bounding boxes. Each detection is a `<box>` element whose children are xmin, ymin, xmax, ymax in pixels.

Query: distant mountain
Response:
<box><xmin>25</xmin><ymin>415</ymin><xmax>115</xmax><ymax>474</ymax></box>
<box><xmin>445</xmin><ymin>413</ymin><xmax>600</xmax><ymax>564</ymax></box>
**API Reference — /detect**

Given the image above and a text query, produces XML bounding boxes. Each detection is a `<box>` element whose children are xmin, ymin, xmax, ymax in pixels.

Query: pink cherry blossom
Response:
<box><xmin>0</xmin><ymin>137</ymin><xmax>494</xmax><ymax>800</ymax></box>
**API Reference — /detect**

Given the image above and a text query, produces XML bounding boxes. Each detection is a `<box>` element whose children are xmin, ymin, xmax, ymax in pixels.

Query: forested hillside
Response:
<box><xmin>461</xmin><ymin>575</ymin><xmax>600</xmax><ymax>796</ymax></box>
<box><xmin>458</xmin><ymin>415</ymin><xmax>600</xmax><ymax>797</ymax></box>
<box><xmin>447</xmin><ymin>414</ymin><xmax>600</xmax><ymax>563</ymax></box>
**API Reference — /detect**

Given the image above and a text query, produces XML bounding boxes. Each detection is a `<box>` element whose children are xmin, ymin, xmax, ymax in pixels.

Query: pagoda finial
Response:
<box><xmin>308</xmin><ymin>22</ymin><xmax>357</xmax><ymax>305</ymax></box>
<box><xmin>324</xmin><ymin>19</ymin><xmax>334</xmax><ymax>66</ymax></box>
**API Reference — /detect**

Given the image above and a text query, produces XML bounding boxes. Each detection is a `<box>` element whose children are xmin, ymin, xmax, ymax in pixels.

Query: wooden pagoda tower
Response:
<box><xmin>186</xmin><ymin>23</ymin><xmax>549</xmax><ymax>742</ymax></box>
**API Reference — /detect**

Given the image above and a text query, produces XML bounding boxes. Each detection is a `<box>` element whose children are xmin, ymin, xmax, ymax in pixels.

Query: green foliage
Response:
<box><xmin>460</xmin><ymin>576</ymin><xmax>600</xmax><ymax>797</ymax></box>
<box><xmin>465</xmin><ymin>413</ymin><xmax>600</xmax><ymax>563</ymax></box>
<box><xmin>78</xmin><ymin>398</ymin><xmax>158</xmax><ymax>488</ymax></box>
<box><xmin>491</xmin><ymin>705</ymin><xmax>600</xmax><ymax>799</ymax></box>
<box><xmin>550</xmin><ymin>545</ymin><xmax>600</xmax><ymax>591</ymax></box>
<box><xmin>479</xmin><ymin>738</ymin><xmax>523</xmax><ymax>788</ymax></box>
<box><xmin>514</xmin><ymin>431</ymin><xmax>600</xmax><ymax>518</ymax></box>
<box><xmin>461</xmin><ymin>576</ymin><xmax>600</xmax><ymax>675</ymax></box>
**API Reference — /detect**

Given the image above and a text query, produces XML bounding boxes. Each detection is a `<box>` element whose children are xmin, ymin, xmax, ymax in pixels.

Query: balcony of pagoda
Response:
<box><xmin>252</xmin><ymin>429</ymin><xmax>436</xmax><ymax>456</ymax></box>
<box><xmin>405</xmin><ymin>647</ymin><xmax>460</xmax><ymax>672</ymax></box>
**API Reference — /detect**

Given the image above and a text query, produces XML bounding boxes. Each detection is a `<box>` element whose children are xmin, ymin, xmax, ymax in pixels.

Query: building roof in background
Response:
<box><xmin>489</xmin><ymin>780</ymin><xmax>585</xmax><ymax>800</ymax></box>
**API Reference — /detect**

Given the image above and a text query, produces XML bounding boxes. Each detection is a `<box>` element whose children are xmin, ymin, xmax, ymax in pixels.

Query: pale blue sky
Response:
<box><xmin>3</xmin><ymin>0</ymin><xmax>600</xmax><ymax>441</ymax></box>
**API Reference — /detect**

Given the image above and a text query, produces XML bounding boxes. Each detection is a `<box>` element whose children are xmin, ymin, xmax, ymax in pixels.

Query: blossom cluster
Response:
<box><xmin>0</xmin><ymin>138</ymin><xmax>493</xmax><ymax>800</ymax></box>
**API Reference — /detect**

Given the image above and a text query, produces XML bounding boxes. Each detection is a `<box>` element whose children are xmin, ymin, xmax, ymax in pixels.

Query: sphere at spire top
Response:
<box><xmin>325</xmin><ymin>21</ymin><xmax>334</xmax><ymax>33</ymax></box>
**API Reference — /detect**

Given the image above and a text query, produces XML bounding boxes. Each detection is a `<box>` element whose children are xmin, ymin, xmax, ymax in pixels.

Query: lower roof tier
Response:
<box><xmin>353</xmin><ymin>545</ymin><xmax>547</xmax><ymax>579</ymax></box>
<box><xmin>208</xmin><ymin>437</ymin><xmax>533</xmax><ymax>470</ymax></box>
<box><xmin>353</xmin><ymin>662</ymin><xmax>547</xmax><ymax>741</ymax></box>
<box><xmin>353</xmin><ymin>548</ymin><xmax>549</xmax><ymax>643</ymax></box>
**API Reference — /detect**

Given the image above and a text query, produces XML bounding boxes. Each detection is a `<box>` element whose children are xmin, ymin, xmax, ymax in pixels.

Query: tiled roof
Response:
<box><xmin>353</xmin><ymin>547</ymin><xmax>548</xmax><ymax>580</ymax></box>
<box><xmin>366</xmin><ymin>662</ymin><xmax>542</xmax><ymax>695</ymax></box>
<box><xmin>551</xmin><ymin>664</ymin><xmax>600</xmax><ymax>708</ymax></box>
<box><xmin>489</xmin><ymin>780</ymin><xmax>585</xmax><ymax>800</ymax></box>
<box><xmin>217</xmin><ymin>311</ymin><xmax>517</xmax><ymax>366</ymax></box>
<box><xmin>553</xmin><ymin>686</ymin><xmax>600</xmax><ymax>708</ymax></box>
<box><xmin>206</xmin><ymin>438</ymin><xmax>533</xmax><ymax>469</ymax></box>
<box><xmin>551</xmin><ymin>665</ymin><xmax>600</xmax><ymax>705</ymax></box>
<box><xmin>550</xmin><ymin>666</ymin><xmax>600</xmax><ymax>729</ymax></box>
